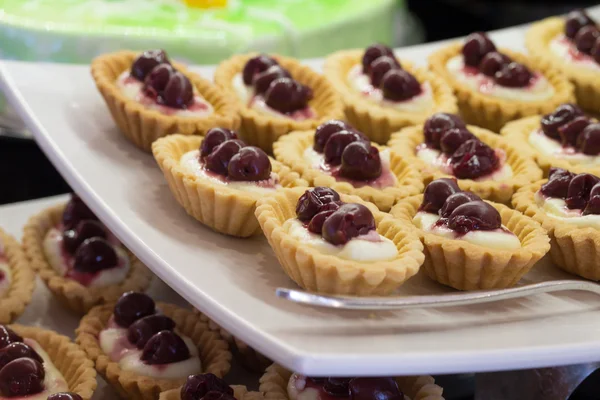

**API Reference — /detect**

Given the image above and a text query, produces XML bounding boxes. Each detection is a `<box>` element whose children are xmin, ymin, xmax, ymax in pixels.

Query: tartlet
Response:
<box><xmin>92</xmin><ymin>50</ymin><xmax>240</xmax><ymax>152</ymax></box>
<box><xmin>159</xmin><ymin>374</ymin><xmax>264</xmax><ymax>400</ymax></box>
<box><xmin>213</xmin><ymin>53</ymin><xmax>344</xmax><ymax>153</ymax></box>
<box><xmin>323</xmin><ymin>47</ymin><xmax>458</xmax><ymax>144</ymax></box>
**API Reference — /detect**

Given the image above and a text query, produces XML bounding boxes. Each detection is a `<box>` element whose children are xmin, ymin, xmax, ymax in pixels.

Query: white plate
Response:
<box><xmin>3</xmin><ymin>13</ymin><xmax>600</xmax><ymax>376</ymax></box>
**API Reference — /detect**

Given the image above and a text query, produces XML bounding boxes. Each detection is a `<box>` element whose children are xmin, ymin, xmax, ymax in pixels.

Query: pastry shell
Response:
<box><xmin>23</xmin><ymin>203</ymin><xmax>153</xmax><ymax>314</ymax></box>
<box><xmin>388</xmin><ymin>124</ymin><xmax>542</xmax><ymax>203</ymax></box>
<box><xmin>512</xmin><ymin>180</ymin><xmax>600</xmax><ymax>280</ymax></box>
<box><xmin>91</xmin><ymin>50</ymin><xmax>241</xmax><ymax>152</ymax></box>
<box><xmin>323</xmin><ymin>49</ymin><xmax>458</xmax><ymax>144</ymax></box>
<box><xmin>391</xmin><ymin>195</ymin><xmax>550</xmax><ymax>290</ymax></box>
<box><xmin>11</xmin><ymin>324</ymin><xmax>97</xmax><ymax>400</ymax></box>
<box><xmin>428</xmin><ymin>43</ymin><xmax>575</xmax><ymax>132</ymax></box>
<box><xmin>259</xmin><ymin>364</ymin><xmax>444</xmax><ymax>400</ymax></box>
<box><xmin>254</xmin><ymin>188</ymin><xmax>425</xmax><ymax>295</ymax></box>
<box><xmin>152</xmin><ymin>134</ymin><xmax>308</xmax><ymax>238</ymax></box>
<box><xmin>76</xmin><ymin>302</ymin><xmax>232</xmax><ymax>400</ymax></box>
<box><xmin>213</xmin><ymin>53</ymin><xmax>344</xmax><ymax>153</ymax></box>
<box><xmin>274</xmin><ymin>130</ymin><xmax>424</xmax><ymax>211</ymax></box>
<box><xmin>0</xmin><ymin>229</ymin><xmax>35</xmax><ymax>323</ymax></box>
<box><xmin>526</xmin><ymin>17</ymin><xmax>600</xmax><ymax>112</ymax></box>
<box><xmin>160</xmin><ymin>385</ymin><xmax>264</xmax><ymax>400</ymax></box>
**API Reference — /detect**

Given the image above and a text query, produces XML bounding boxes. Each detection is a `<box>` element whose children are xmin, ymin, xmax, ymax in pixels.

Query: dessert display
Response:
<box><xmin>323</xmin><ymin>44</ymin><xmax>458</xmax><ymax>144</ymax></box>
<box><xmin>501</xmin><ymin>103</ymin><xmax>600</xmax><ymax>175</ymax></box>
<box><xmin>526</xmin><ymin>9</ymin><xmax>600</xmax><ymax>111</ymax></box>
<box><xmin>259</xmin><ymin>364</ymin><xmax>444</xmax><ymax>400</ymax></box>
<box><xmin>391</xmin><ymin>179</ymin><xmax>550</xmax><ymax>290</ymax></box>
<box><xmin>255</xmin><ymin>187</ymin><xmax>424</xmax><ymax>295</ymax></box>
<box><xmin>76</xmin><ymin>292</ymin><xmax>231</xmax><ymax>400</ymax></box>
<box><xmin>91</xmin><ymin>49</ymin><xmax>240</xmax><ymax>152</ymax></box>
<box><xmin>214</xmin><ymin>54</ymin><xmax>344</xmax><ymax>153</ymax></box>
<box><xmin>159</xmin><ymin>373</ymin><xmax>263</xmax><ymax>400</ymax></box>
<box><xmin>152</xmin><ymin>128</ymin><xmax>308</xmax><ymax>237</ymax></box>
<box><xmin>388</xmin><ymin>113</ymin><xmax>542</xmax><ymax>203</ymax></box>
<box><xmin>513</xmin><ymin>168</ymin><xmax>600</xmax><ymax>280</ymax></box>
<box><xmin>22</xmin><ymin>194</ymin><xmax>153</xmax><ymax>313</ymax></box>
<box><xmin>429</xmin><ymin>31</ymin><xmax>574</xmax><ymax>131</ymax></box>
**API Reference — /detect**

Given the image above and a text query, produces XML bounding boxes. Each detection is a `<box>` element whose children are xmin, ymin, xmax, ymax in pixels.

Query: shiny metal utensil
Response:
<box><xmin>276</xmin><ymin>279</ymin><xmax>600</xmax><ymax>310</ymax></box>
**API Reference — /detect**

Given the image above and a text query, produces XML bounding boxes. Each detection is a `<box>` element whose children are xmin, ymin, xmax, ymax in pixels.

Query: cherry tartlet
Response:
<box><xmin>0</xmin><ymin>228</ymin><xmax>34</xmax><ymax>325</ymax></box>
<box><xmin>159</xmin><ymin>372</ymin><xmax>262</xmax><ymax>400</ymax></box>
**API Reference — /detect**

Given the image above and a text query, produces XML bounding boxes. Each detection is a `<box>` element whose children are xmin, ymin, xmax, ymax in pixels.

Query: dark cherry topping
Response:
<box><xmin>369</xmin><ymin>56</ymin><xmax>401</xmax><ymax>88</ymax></box>
<box><xmin>322</xmin><ymin>203</ymin><xmax>376</xmax><ymax>245</ymax></box>
<box><xmin>296</xmin><ymin>187</ymin><xmax>341</xmax><ymax>222</ymax></box>
<box><xmin>141</xmin><ymin>330</ymin><xmax>190</xmax><ymax>365</ymax></box>
<box><xmin>450</xmin><ymin>139</ymin><xmax>499</xmax><ymax>180</ymax></box>
<box><xmin>62</xmin><ymin>194</ymin><xmax>98</xmax><ymax>230</ymax></box>
<box><xmin>180</xmin><ymin>373</ymin><xmax>233</xmax><ymax>400</ymax></box>
<box><xmin>63</xmin><ymin>220</ymin><xmax>107</xmax><ymax>255</ymax></box>
<box><xmin>558</xmin><ymin>116</ymin><xmax>591</xmax><ymax>146</ymax></box>
<box><xmin>340</xmin><ymin>141</ymin><xmax>382</xmax><ymax>181</ymax></box>
<box><xmin>362</xmin><ymin>44</ymin><xmax>395</xmax><ymax>73</ymax></box>
<box><xmin>420</xmin><ymin>178</ymin><xmax>461</xmax><ymax>214</ymax></box>
<box><xmin>200</xmin><ymin>128</ymin><xmax>238</xmax><ymax>158</ymax></box>
<box><xmin>494</xmin><ymin>62</ymin><xmax>533</xmax><ymax>88</ymax></box>
<box><xmin>47</xmin><ymin>393</ymin><xmax>84</xmax><ymax>400</ymax></box>
<box><xmin>479</xmin><ymin>51</ymin><xmax>511</xmax><ymax>77</ymax></box>
<box><xmin>565</xmin><ymin>9</ymin><xmax>595</xmax><ymax>39</ymax></box>
<box><xmin>578</xmin><ymin>123</ymin><xmax>600</xmax><ymax>155</ymax></box>
<box><xmin>462</xmin><ymin>32</ymin><xmax>496</xmax><ymax>67</ymax></box>
<box><xmin>592</xmin><ymin>38</ymin><xmax>600</xmax><ymax>64</ymax></box>
<box><xmin>440</xmin><ymin>192</ymin><xmax>482</xmax><ymax>218</ymax></box>
<box><xmin>127</xmin><ymin>315</ymin><xmax>176</xmax><ymax>349</ymax></box>
<box><xmin>131</xmin><ymin>49</ymin><xmax>170</xmax><ymax>81</ymax></box>
<box><xmin>205</xmin><ymin>140</ymin><xmax>245</xmax><ymax>176</ymax></box>
<box><xmin>541</xmin><ymin>169</ymin><xmax>600</xmax><ymax>215</ymax></box>
<box><xmin>323</xmin><ymin>130</ymin><xmax>365</xmax><ymax>165</ymax></box>
<box><xmin>381</xmin><ymin>69</ymin><xmax>421</xmax><ymax>101</ymax></box>
<box><xmin>242</xmin><ymin>55</ymin><xmax>278</xmax><ymax>85</ymax></box>
<box><xmin>0</xmin><ymin>343</ymin><xmax>43</xmax><ymax>370</ymax></box>
<box><xmin>348</xmin><ymin>377</ymin><xmax>404</xmax><ymax>400</ymax></box>
<box><xmin>227</xmin><ymin>147</ymin><xmax>272</xmax><ymax>182</ymax></box>
<box><xmin>0</xmin><ymin>326</ymin><xmax>22</xmax><ymax>349</ymax></box>
<box><xmin>314</xmin><ymin>120</ymin><xmax>352</xmax><ymax>152</ymax></box>
<box><xmin>144</xmin><ymin>64</ymin><xmax>175</xmax><ymax>98</ymax></box>
<box><xmin>73</xmin><ymin>237</ymin><xmax>118</xmax><ymax>273</ymax></box>
<box><xmin>447</xmin><ymin>201</ymin><xmax>502</xmax><ymax>234</ymax></box>
<box><xmin>575</xmin><ymin>25</ymin><xmax>600</xmax><ymax>55</ymax></box>
<box><xmin>0</xmin><ymin>358</ymin><xmax>45</xmax><ymax>397</ymax></box>
<box><xmin>264</xmin><ymin>78</ymin><xmax>313</xmax><ymax>114</ymax></box>
<box><xmin>307</xmin><ymin>202</ymin><xmax>342</xmax><ymax>234</ymax></box>
<box><xmin>162</xmin><ymin>72</ymin><xmax>194</xmax><ymax>109</ymax></box>
<box><xmin>584</xmin><ymin>183</ymin><xmax>600</xmax><ymax>215</ymax></box>
<box><xmin>323</xmin><ymin>378</ymin><xmax>352</xmax><ymax>397</ymax></box>
<box><xmin>114</xmin><ymin>292</ymin><xmax>156</xmax><ymax>328</ymax></box>
<box><xmin>423</xmin><ymin>113</ymin><xmax>466</xmax><ymax>150</ymax></box>
<box><xmin>540</xmin><ymin>168</ymin><xmax>576</xmax><ymax>199</ymax></box>
<box><xmin>439</xmin><ymin>128</ymin><xmax>476</xmax><ymax>155</ymax></box>
<box><xmin>566</xmin><ymin>173</ymin><xmax>600</xmax><ymax>209</ymax></box>
<box><xmin>253</xmin><ymin>65</ymin><xmax>291</xmax><ymax>95</ymax></box>
<box><xmin>540</xmin><ymin>103</ymin><xmax>584</xmax><ymax>140</ymax></box>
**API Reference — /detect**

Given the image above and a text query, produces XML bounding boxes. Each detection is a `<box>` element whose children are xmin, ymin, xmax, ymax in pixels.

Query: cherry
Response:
<box><xmin>558</xmin><ymin>116</ymin><xmax>591</xmax><ymax>146</ymax></box>
<box><xmin>264</xmin><ymin>78</ymin><xmax>312</xmax><ymax>114</ymax></box>
<box><xmin>227</xmin><ymin>147</ymin><xmax>272</xmax><ymax>182</ymax></box>
<box><xmin>141</xmin><ymin>330</ymin><xmax>190</xmax><ymax>365</ymax></box>
<box><xmin>127</xmin><ymin>315</ymin><xmax>176</xmax><ymax>349</ymax></box>
<box><xmin>242</xmin><ymin>55</ymin><xmax>278</xmax><ymax>85</ymax></box>
<box><xmin>462</xmin><ymin>32</ymin><xmax>496</xmax><ymax>67</ymax></box>
<box><xmin>540</xmin><ymin>168</ymin><xmax>575</xmax><ymax>199</ymax></box>
<box><xmin>322</xmin><ymin>204</ymin><xmax>376</xmax><ymax>245</ymax></box>
<box><xmin>200</xmin><ymin>128</ymin><xmax>238</xmax><ymax>158</ymax></box>
<box><xmin>420</xmin><ymin>178</ymin><xmax>461</xmax><ymax>214</ymax></box>
<box><xmin>323</xmin><ymin>378</ymin><xmax>352</xmax><ymax>397</ymax></box>
<box><xmin>0</xmin><ymin>326</ymin><xmax>22</xmax><ymax>350</ymax></box>
<box><xmin>575</xmin><ymin>25</ymin><xmax>600</xmax><ymax>55</ymax></box>
<box><xmin>592</xmin><ymin>38</ymin><xmax>600</xmax><ymax>64</ymax></box>
<box><xmin>479</xmin><ymin>51</ymin><xmax>511</xmax><ymax>77</ymax></box>
<box><xmin>381</xmin><ymin>70</ymin><xmax>421</xmax><ymax>101</ymax></box>
<box><xmin>47</xmin><ymin>393</ymin><xmax>84</xmax><ymax>400</ymax></box>
<box><xmin>450</xmin><ymin>139</ymin><xmax>498</xmax><ymax>180</ymax></box>
<box><xmin>113</xmin><ymin>292</ymin><xmax>156</xmax><ymax>328</ymax></box>
<box><xmin>566</xmin><ymin>173</ymin><xmax>600</xmax><ymax>209</ymax></box>
<box><xmin>0</xmin><ymin>343</ymin><xmax>43</xmax><ymax>370</ymax></box>
<box><xmin>340</xmin><ymin>141</ymin><xmax>382</xmax><ymax>181</ymax></box>
<box><xmin>307</xmin><ymin>202</ymin><xmax>342</xmax><ymax>234</ymax></box>
<box><xmin>314</xmin><ymin>120</ymin><xmax>353</xmax><ymax>153</ymax></box>
<box><xmin>131</xmin><ymin>49</ymin><xmax>170</xmax><ymax>81</ymax></box>
<box><xmin>578</xmin><ymin>123</ymin><xmax>600</xmax><ymax>155</ymax></box>
<box><xmin>349</xmin><ymin>377</ymin><xmax>404</xmax><ymax>400</ymax></box>
<box><xmin>73</xmin><ymin>237</ymin><xmax>118</xmax><ymax>273</ymax></box>
<box><xmin>204</xmin><ymin>140</ymin><xmax>245</xmax><ymax>176</ymax></box>
<box><xmin>565</xmin><ymin>9</ymin><xmax>595</xmax><ymax>39</ymax></box>
<box><xmin>423</xmin><ymin>113</ymin><xmax>466</xmax><ymax>149</ymax></box>
<box><xmin>143</xmin><ymin>64</ymin><xmax>175</xmax><ymax>100</ymax></box>
<box><xmin>62</xmin><ymin>194</ymin><xmax>98</xmax><ymax>230</ymax></box>
<box><xmin>369</xmin><ymin>56</ymin><xmax>401</xmax><ymax>88</ymax></box>
<box><xmin>296</xmin><ymin>187</ymin><xmax>341</xmax><ymax>222</ymax></box>
<box><xmin>494</xmin><ymin>62</ymin><xmax>533</xmax><ymax>88</ymax></box>
<box><xmin>180</xmin><ymin>373</ymin><xmax>233</xmax><ymax>400</ymax></box>
<box><xmin>362</xmin><ymin>44</ymin><xmax>395</xmax><ymax>73</ymax></box>
<box><xmin>63</xmin><ymin>220</ymin><xmax>107</xmax><ymax>255</ymax></box>
<box><xmin>162</xmin><ymin>72</ymin><xmax>194</xmax><ymax>109</ymax></box>
<box><xmin>253</xmin><ymin>65</ymin><xmax>291</xmax><ymax>95</ymax></box>
<box><xmin>541</xmin><ymin>104</ymin><xmax>584</xmax><ymax>140</ymax></box>
<box><xmin>323</xmin><ymin>130</ymin><xmax>365</xmax><ymax>165</ymax></box>
<box><xmin>439</xmin><ymin>128</ymin><xmax>476</xmax><ymax>155</ymax></box>
<box><xmin>440</xmin><ymin>191</ymin><xmax>482</xmax><ymax>218</ymax></box>
<box><xmin>583</xmin><ymin>195</ymin><xmax>600</xmax><ymax>215</ymax></box>
<box><xmin>447</xmin><ymin>201</ymin><xmax>502</xmax><ymax>233</ymax></box>
<box><xmin>0</xmin><ymin>358</ymin><xmax>45</xmax><ymax>397</ymax></box>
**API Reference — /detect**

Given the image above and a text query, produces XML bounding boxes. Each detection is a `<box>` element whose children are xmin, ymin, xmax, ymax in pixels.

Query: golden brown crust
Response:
<box><xmin>254</xmin><ymin>188</ymin><xmax>425</xmax><ymax>295</ymax></box>
<box><xmin>259</xmin><ymin>364</ymin><xmax>445</xmax><ymax>400</ymax></box>
<box><xmin>390</xmin><ymin>195</ymin><xmax>550</xmax><ymax>290</ymax></box>
<box><xmin>273</xmin><ymin>130</ymin><xmax>424</xmax><ymax>211</ymax></box>
<box><xmin>22</xmin><ymin>203</ymin><xmax>153</xmax><ymax>314</ymax></box>
<box><xmin>428</xmin><ymin>43</ymin><xmax>575</xmax><ymax>132</ymax></box>
<box><xmin>91</xmin><ymin>50</ymin><xmax>241</xmax><ymax>152</ymax></box>
<box><xmin>526</xmin><ymin>17</ymin><xmax>600</xmax><ymax>112</ymax></box>
<box><xmin>11</xmin><ymin>324</ymin><xmax>97</xmax><ymax>400</ymax></box>
<box><xmin>512</xmin><ymin>180</ymin><xmax>600</xmax><ymax>280</ymax></box>
<box><xmin>160</xmin><ymin>385</ymin><xmax>264</xmax><ymax>400</ymax></box>
<box><xmin>388</xmin><ymin>124</ymin><xmax>542</xmax><ymax>203</ymax></box>
<box><xmin>0</xmin><ymin>229</ymin><xmax>35</xmax><ymax>323</ymax></box>
<box><xmin>213</xmin><ymin>54</ymin><xmax>344</xmax><ymax>153</ymax></box>
<box><xmin>152</xmin><ymin>134</ymin><xmax>309</xmax><ymax>237</ymax></box>
<box><xmin>76</xmin><ymin>302</ymin><xmax>232</xmax><ymax>400</ymax></box>
<box><xmin>323</xmin><ymin>49</ymin><xmax>458</xmax><ymax>144</ymax></box>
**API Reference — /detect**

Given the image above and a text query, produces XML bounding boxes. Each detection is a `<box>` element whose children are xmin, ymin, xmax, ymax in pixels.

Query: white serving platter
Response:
<box><xmin>3</xmin><ymin>10</ymin><xmax>600</xmax><ymax>376</ymax></box>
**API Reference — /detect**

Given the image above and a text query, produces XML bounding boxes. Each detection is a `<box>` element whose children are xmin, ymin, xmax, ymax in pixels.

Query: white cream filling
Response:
<box><xmin>179</xmin><ymin>150</ymin><xmax>281</xmax><ymax>195</ymax></box>
<box><xmin>445</xmin><ymin>55</ymin><xmax>555</xmax><ymax>101</ymax></box>
<box><xmin>528</xmin><ymin>129</ymin><xmax>600</xmax><ymax>164</ymax></box>
<box><xmin>42</xmin><ymin>228</ymin><xmax>130</xmax><ymax>287</ymax></box>
<box><xmin>535</xmin><ymin>191</ymin><xmax>600</xmax><ymax>229</ymax></box>
<box><xmin>550</xmin><ymin>34</ymin><xmax>600</xmax><ymax>72</ymax></box>
<box><xmin>346</xmin><ymin>64</ymin><xmax>435</xmax><ymax>112</ymax></box>
<box><xmin>283</xmin><ymin>219</ymin><xmax>398</xmax><ymax>262</ymax></box>
<box><xmin>413</xmin><ymin>211</ymin><xmax>521</xmax><ymax>250</ymax></box>
<box><xmin>116</xmin><ymin>71</ymin><xmax>214</xmax><ymax>117</ymax></box>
